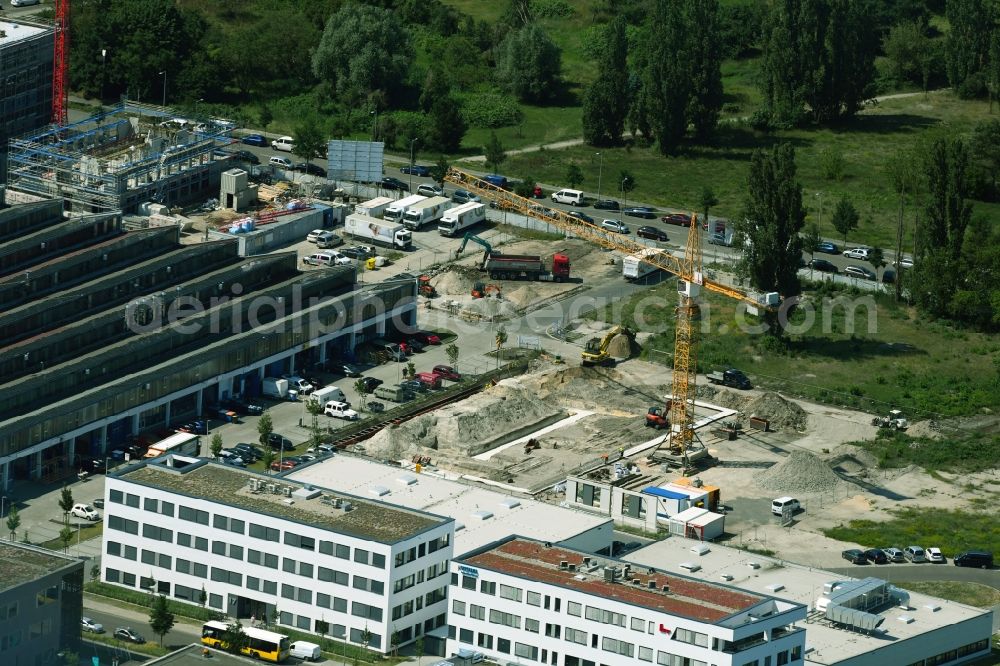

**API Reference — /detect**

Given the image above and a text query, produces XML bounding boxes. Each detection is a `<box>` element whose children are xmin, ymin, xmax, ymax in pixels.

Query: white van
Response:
<box><xmin>551</xmin><ymin>188</ymin><xmax>584</xmax><ymax>205</ymax></box>
<box><xmin>310</xmin><ymin>386</ymin><xmax>347</xmax><ymax>405</ymax></box>
<box><xmin>289</xmin><ymin>640</ymin><xmax>322</xmax><ymax>661</ymax></box>
<box><xmin>269</xmin><ymin>155</ymin><xmax>293</xmax><ymax>170</ymax></box>
<box><xmin>771</xmin><ymin>497</ymin><xmax>800</xmax><ymax>515</ymax></box>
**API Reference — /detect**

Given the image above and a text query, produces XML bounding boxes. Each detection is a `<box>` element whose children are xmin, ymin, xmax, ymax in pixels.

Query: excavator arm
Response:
<box><xmin>455</xmin><ymin>232</ymin><xmax>495</xmax><ymax>267</ymax></box>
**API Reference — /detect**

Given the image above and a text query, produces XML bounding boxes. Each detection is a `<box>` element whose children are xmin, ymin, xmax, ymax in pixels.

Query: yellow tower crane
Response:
<box><xmin>443</xmin><ymin>167</ymin><xmax>778</xmax><ymax>466</ymax></box>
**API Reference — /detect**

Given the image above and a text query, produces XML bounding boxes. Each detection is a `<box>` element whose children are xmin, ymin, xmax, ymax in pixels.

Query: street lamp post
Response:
<box><xmin>159</xmin><ymin>70</ymin><xmax>167</xmax><ymax>106</ymax></box>
<box><xmin>100</xmin><ymin>49</ymin><xmax>107</xmax><ymax>104</ymax></box>
<box><xmin>816</xmin><ymin>192</ymin><xmax>824</xmax><ymax>227</ymax></box>
<box><xmin>619</xmin><ymin>178</ymin><xmax>629</xmax><ymax>224</ymax></box>
<box><xmin>370</xmin><ymin>109</ymin><xmax>378</xmax><ymax>142</ymax></box>
<box><xmin>408</xmin><ymin>138</ymin><xmax>418</xmax><ymax>192</ymax></box>
<box><xmin>595</xmin><ymin>152</ymin><xmax>603</xmax><ymax>201</ymax></box>
<box><xmin>1</xmin><ymin>496</ymin><xmax>6</xmax><ymax>519</ymax></box>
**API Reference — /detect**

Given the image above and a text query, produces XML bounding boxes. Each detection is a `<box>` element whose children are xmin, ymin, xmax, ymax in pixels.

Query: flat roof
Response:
<box><xmin>462</xmin><ymin>537</ymin><xmax>770</xmax><ymax>623</ymax></box>
<box><xmin>0</xmin><ymin>20</ymin><xmax>49</xmax><ymax>46</ymax></box>
<box><xmin>120</xmin><ymin>459</ymin><xmax>448</xmax><ymax>544</ymax></box>
<box><xmin>0</xmin><ymin>542</ymin><xmax>79</xmax><ymax>594</ymax></box>
<box><xmin>624</xmin><ymin>538</ymin><xmax>992</xmax><ymax>664</ymax></box>
<box><xmin>289</xmin><ymin>456</ymin><xmax>611</xmax><ymax>555</ymax></box>
<box><xmin>144</xmin><ymin>644</ymin><xmax>254</xmax><ymax>665</ymax></box>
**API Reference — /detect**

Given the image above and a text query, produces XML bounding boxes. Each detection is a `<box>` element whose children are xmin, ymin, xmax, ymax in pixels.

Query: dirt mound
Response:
<box><xmin>432</xmin><ymin>266</ymin><xmax>480</xmax><ymax>295</ymax></box>
<box><xmin>527</xmin><ymin>366</ymin><xmax>666</xmax><ymax>413</ymax></box>
<box><xmin>756</xmin><ymin>450</ymin><xmax>849</xmax><ymax>495</ymax></box>
<box><xmin>905</xmin><ymin>420</ymin><xmax>946</xmax><ymax>439</ymax></box>
<box><xmin>503</xmin><ymin>285</ymin><xmax>535</xmax><ymax>309</ymax></box>
<box><xmin>744</xmin><ymin>393</ymin><xmax>808</xmax><ymax>431</ymax></box>
<box><xmin>606</xmin><ymin>333</ymin><xmax>632</xmax><ymax>360</ymax></box>
<box><xmin>364</xmin><ymin>379</ymin><xmax>565</xmax><ymax>460</ymax></box>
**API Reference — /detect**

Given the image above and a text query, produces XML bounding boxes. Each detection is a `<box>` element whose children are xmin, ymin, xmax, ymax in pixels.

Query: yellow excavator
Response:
<box><xmin>581</xmin><ymin>325</ymin><xmax>633</xmax><ymax>367</ymax></box>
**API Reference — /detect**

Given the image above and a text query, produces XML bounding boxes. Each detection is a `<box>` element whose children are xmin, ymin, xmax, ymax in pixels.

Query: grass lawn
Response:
<box><xmin>822</xmin><ymin>507</ymin><xmax>998</xmax><ymax>557</ymax></box>
<box><xmin>500</xmin><ymin>91</ymin><xmax>1000</xmax><ymax>248</ymax></box>
<box><xmin>37</xmin><ymin>522</ymin><xmax>103</xmax><ymax>551</ymax></box>
<box><xmin>893</xmin><ymin>581</ymin><xmax>1000</xmax><ymax>608</ymax></box>
<box><xmin>589</xmin><ymin>281</ymin><xmax>1000</xmax><ymax>419</ymax></box>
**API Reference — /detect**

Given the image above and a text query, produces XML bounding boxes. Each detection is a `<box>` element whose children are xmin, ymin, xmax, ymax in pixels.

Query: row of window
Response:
<box><xmin>737</xmin><ymin>648</ymin><xmax>801</xmax><ymax>666</ymax></box>
<box><xmin>394</xmin><ymin>561</ymin><xmax>449</xmax><ymax>593</ymax></box>
<box><xmin>390</xmin><ymin>586</ymin><xmax>449</xmax><ymax>621</ymax></box>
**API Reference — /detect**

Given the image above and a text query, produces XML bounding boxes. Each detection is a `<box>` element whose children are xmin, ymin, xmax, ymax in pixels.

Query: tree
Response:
<box><xmin>736</xmin><ymin>143</ymin><xmax>806</xmax><ymax>332</ymax></box>
<box><xmin>305</xmin><ymin>399</ymin><xmax>324</xmax><ymax>447</ymax></box>
<box><xmin>199</xmin><ymin>586</ymin><xmax>207</xmax><ymax>608</ymax></box>
<box><xmin>686</xmin><ymin>0</ymin><xmax>724</xmax><ymax>140</ymax></box>
<box><xmin>970</xmin><ymin>119</ymin><xmax>1000</xmax><ymax>195</ymax></box>
<box><xmin>210</xmin><ymin>433</ymin><xmax>223</xmax><ymax>459</ymax></box>
<box><xmin>869</xmin><ymin>246</ymin><xmax>886</xmax><ymax>284</ymax></box>
<box><xmin>261</xmin><ymin>447</ymin><xmax>276</xmax><ymax>474</ymax></box>
<box><xmin>883</xmin><ymin>21</ymin><xmax>931</xmax><ymax>85</ymax></box>
<box><xmin>258</xmin><ymin>104</ymin><xmax>273</xmax><ymax>132</ymax></box>
<box><xmin>497</xmin><ymin>24</ymin><xmax>562</xmax><ymax>102</ymax></box>
<box><xmin>495</xmin><ymin>325</ymin><xmax>508</xmax><ymax>369</ymax></box>
<box><xmin>293</xmin><ymin>118</ymin><xmax>327</xmax><ymax>166</ymax></box>
<box><xmin>148</xmin><ymin>594</ymin><xmax>175</xmax><ymax>647</ymax></box>
<box><xmin>831</xmin><ymin>198</ymin><xmax>860</xmax><ymax>247</ymax></box>
<box><xmin>58</xmin><ymin>487</ymin><xmax>74</xmax><ymax>522</ymax></box>
<box><xmin>802</xmin><ymin>223</ymin><xmax>822</xmax><ymax>268</ymax></box>
<box><xmin>484</xmin><ymin>132</ymin><xmax>507</xmax><ymax>174</ymax></box>
<box><xmin>425</xmin><ymin>94</ymin><xmax>466</xmax><ymax>153</ymax></box>
<box><xmin>642</xmin><ymin>0</ymin><xmax>693</xmax><ymax>154</ymax></box>
<box><xmin>700</xmin><ymin>186</ymin><xmax>719</xmax><ymax>230</ymax></box>
<box><xmin>7</xmin><ymin>506</ymin><xmax>20</xmax><ymax>541</ymax></box>
<box><xmin>58</xmin><ymin>526</ymin><xmax>74</xmax><ymax>554</ymax></box>
<box><xmin>354</xmin><ymin>378</ymin><xmax>369</xmax><ymax>410</ymax></box>
<box><xmin>312</xmin><ymin>4</ymin><xmax>414</xmax><ymax>105</ymax></box>
<box><xmin>257</xmin><ymin>411</ymin><xmax>273</xmax><ymax>449</ymax></box>
<box><xmin>219</xmin><ymin>621</ymin><xmax>249</xmax><ymax>655</ymax></box>
<box><xmin>446</xmin><ymin>343</ymin><xmax>460</xmax><ymax>369</ymax></box>
<box><xmin>582</xmin><ymin>16</ymin><xmax>629</xmax><ymax>146</ymax></box>
<box><xmin>430</xmin><ymin>157</ymin><xmax>450</xmax><ymax>187</ymax></box>
<box><xmin>945</xmin><ymin>0</ymin><xmax>992</xmax><ymax>95</ymax></box>
<box><xmin>390</xmin><ymin>631</ymin><xmax>400</xmax><ymax>657</ymax></box>
<box><xmin>415</xmin><ymin>636</ymin><xmax>425</xmax><ymax>664</ymax></box>
<box><xmin>888</xmin><ymin>148</ymin><xmax>918</xmax><ymax>302</ymax></box>
<box><xmin>566</xmin><ymin>165</ymin><xmax>584</xmax><ymax>189</ymax></box>
<box><xmin>406</xmin><ymin>361</ymin><xmax>416</xmax><ymax>379</ymax></box>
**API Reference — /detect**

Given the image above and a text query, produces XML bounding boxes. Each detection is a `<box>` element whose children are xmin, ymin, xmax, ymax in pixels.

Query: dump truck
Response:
<box><xmin>402</xmin><ymin>196</ymin><xmax>451</xmax><ymax>231</ymax></box>
<box><xmin>484</xmin><ymin>253</ymin><xmax>571</xmax><ymax>281</ymax></box>
<box><xmin>706</xmin><ymin>368</ymin><xmax>752</xmax><ymax>390</ymax></box>
<box><xmin>344</xmin><ymin>213</ymin><xmax>412</xmax><ymax>250</ymax></box>
<box><xmin>354</xmin><ymin>196</ymin><xmax>394</xmax><ymax>218</ymax></box>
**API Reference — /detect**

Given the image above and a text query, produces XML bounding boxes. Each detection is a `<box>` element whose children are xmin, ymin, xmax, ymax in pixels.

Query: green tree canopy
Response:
<box><xmin>148</xmin><ymin>594</ymin><xmax>175</xmax><ymax>646</ymax></box>
<box><xmin>496</xmin><ymin>24</ymin><xmax>562</xmax><ymax>103</ymax></box>
<box><xmin>312</xmin><ymin>4</ymin><xmax>414</xmax><ymax>106</ymax></box>
<box><xmin>484</xmin><ymin>132</ymin><xmax>507</xmax><ymax>174</ymax></box>
<box><xmin>831</xmin><ymin>198</ymin><xmax>860</xmax><ymax>246</ymax></box>
<box><xmin>945</xmin><ymin>0</ymin><xmax>994</xmax><ymax>96</ymax></box>
<box><xmin>737</xmin><ymin>143</ymin><xmax>806</xmax><ymax>305</ymax></box>
<box><xmin>582</xmin><ymin>16</ymin><xmax>629</xmax><ymax>146</ymax></box>
<box><xmin>293</xmin><ymin>119</ymin><xmax>327</xmax><ymax>165</ymax></box>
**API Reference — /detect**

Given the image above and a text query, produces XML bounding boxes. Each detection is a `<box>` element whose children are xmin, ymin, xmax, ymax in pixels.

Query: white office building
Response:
<box><xmin>101</xmin><ymin>456</ymin><xmax>455</xmax><ymax>652</ymax></box>
<box><xmin>446</xmin><ymin>536</ymin><xmax>807</xmax><ymax>666</ymax></box>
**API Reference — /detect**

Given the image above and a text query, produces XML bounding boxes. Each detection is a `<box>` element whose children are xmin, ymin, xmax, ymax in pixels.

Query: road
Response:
<box><xmin>82</xmin><ymin>602</ymin><xmax>201</xmax><ymax>651</ymax></box>
<box><xmin>827</xmin><ymin>564</ymin><xmax>1000</xmax><ymax>587</ymax></box>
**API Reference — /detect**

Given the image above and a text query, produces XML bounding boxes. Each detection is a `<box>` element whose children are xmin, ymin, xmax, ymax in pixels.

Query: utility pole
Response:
<box><xmin>595</xmin><ymin>152</ymin><xmax>603</xmax><ymax>200</ymax></box>
<box><xmin>159</xmin><ymin>70</ymin><xmax>167</xmax><ymax>106</ymax></box>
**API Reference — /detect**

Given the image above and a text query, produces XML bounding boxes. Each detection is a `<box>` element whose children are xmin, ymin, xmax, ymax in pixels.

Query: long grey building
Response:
<box><xmin>0</xmin><ymin>542</ymin><xmax>83</xmax><ymax>666</ymax></box>
<box><xmin>0</xmin><ymin>199</ymin><xmax>417</xmax><ymax>491</ymax></box>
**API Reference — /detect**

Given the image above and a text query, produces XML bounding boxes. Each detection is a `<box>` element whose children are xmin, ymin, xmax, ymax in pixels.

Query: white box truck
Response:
<box><xmin>402</xmin><ymin>196</ymin><xmax>451</xmax><ymax>231</ymax></box>
<box><xmin>143</xmin><ymin>432</ymin><xmax>201</xmax><ymax>459</ymax></box>
<box><xmin>707</xmin><ymin>220</ymin><xmax>736</xmax><ymax>246</ymax></box>
<box><xmin>438</xmin><ymin>202</ymin><xmax>486</xmax><ymax>237</ymax></box>
<box><xmin>354</xmin><ymin>196</ymin><xmax>394</xmax><ymax>218</ymax></box>
<box><xmin>623</xmin><ymin>247</ymin><xmax>664</xmax><ymax>281</ymax></box>
<box><xmin>384</xmin><ymin>194</ymin><xmax>426</xmax><ymax>223</ymax></box>
<box><xmin>262</xmin><ymin>377</ymin><xmax>289</xmax><ymax>399</ymax></box>
<box><xmin>344</xmin><ymin>213</ymin><xmax>412</xmax><ymax>250</ymax></box>
<box><xmin>309</xmin><ymin>385</ymin><xmax>347</xmax><ymax>405</ymax></box>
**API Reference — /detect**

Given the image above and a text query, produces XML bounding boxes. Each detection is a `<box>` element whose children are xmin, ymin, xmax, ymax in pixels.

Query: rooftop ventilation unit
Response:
<box><xmin>647</xmin><ymin>580</ymin><xmax>657</xmax><ymax>589</ymax></box>
<box><xmin>396</xmin><ymin>474</ymin><xmax>418</xmax><ymax>486</ymax></box>
<box><xmin>471</xmin><ymin>510</ymin><xmax>493</xmax><ymax>521</ymax></box>
<box><xmin>679</xmin><ymin>562</ymin><xmax>701</xmax><ymax>572</ymax></box>
<box><xmin>498</xmin><ymin>498</ymin><xmax>520</xmax><ymax>510</ymax></box>
<box><xmin>293</xmin><ymin>487</ymin><xmax>322</xmax><ymax>500</ymax></box>
<box><xmin>632</xmin><ymin>578</ymin><xmax>643</xmax><ymax>586</ymax></box>
<box><xmin>583</xmin><ymin>557</ymin><xmax>591</xmax><ymax>566</ymax></box>
<box><xmin>826</xmin><ymin>604</ymin><xmax>886</xmax><ymax>631</ymax></box>
<box><xmin>691</xmin><ymin>544</ymin><xmax>710</xmax><ymax>556</ymax></box>
<box><xmin>603</xmin><ymin>567</ymin><xmax>616</xmax><ymax>583</ymax></box>
<box><xmin>747</xmin><ymin>561</ymin><xmax>760</xmax><ymax>569</ymax></box>
<box><xmin>248</xmin><ymin>479</ymin><xmax>259</xmax><ymax>491</ymax></box>
<box><xmin>342</xmin><ymin>501</ymin><xmax>353</xmax><ymax>511</ymax></box>
<box><xmin>567</xmin><ymin>564</ymin><xmax>577</xmax><ymax>572</ymax></box>
<box><xmin>282</xmin><ymin>486</ymin><xmax>292</xmax><ymax>497</ymax></box>
<box><xmin>923</xmin><ymin>603</ymin><xmax>940</xmax><ymax>612</ymax></box>
<box><xmin>765</xmin><ymin>583</ymin><xmax>785</xmax><ymax>593</ymax></box>
<box><xmin>661</xmin><ymin>584</ymin><xmax>670</xmax><ymax>593</ymax></box>
<box><xmin>560</xmin><ymin>561</ymin><xmax>569</xmax><ymax>570</ymax></box>
<box><xmin>720</xmin><ymin>574</ymin><xmax>734</xmax><ymax>581</ymax></box>
<box><xmin>369</xmin><ymin>485</ymin><xmax>390</xmax><ymax>497</ymax></box>
<box><xmin>267</xmin><ymin>483</ymin><xmax>277</xmax><ymax>494</ymax></box>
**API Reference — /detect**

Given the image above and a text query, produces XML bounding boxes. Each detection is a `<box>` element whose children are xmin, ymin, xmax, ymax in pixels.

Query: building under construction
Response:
<box><xmin>5</xmin><ymin>101</ymin><xmax>239</xmax><ymax>213</ymax></box>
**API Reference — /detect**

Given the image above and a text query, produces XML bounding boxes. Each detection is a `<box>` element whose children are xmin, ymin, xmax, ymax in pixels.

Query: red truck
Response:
<box><xmin>484</xmin><ymin>253</ymin><xmax>570</xmax><ymax>282</ymax></box>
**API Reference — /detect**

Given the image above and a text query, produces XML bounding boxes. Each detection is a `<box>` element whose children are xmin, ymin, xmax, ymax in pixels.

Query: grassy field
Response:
<box><xmin>822</xmin><ymin>507</ymin><xmax>998</xmax><ymax>557</ymax></box>
<box><xmin>588</xmin><ymin>280</ymin><xmax>1000</xmax><ymax>419</ymax></box>
<box><xmin>853</xmin><ymin>431</ymin><xmax>1000</xmax><ymax>473</ymax></box>
<box><xmin>894</xmin><ymin>581</ymin><xmax>1000</xmax><ymax>608</ymax></box>
<box><xmin>497</xmin><ymin>91</ymin><xmax>1000</xmax><ymax>248</ymax></box>
<box><xmin>37</xmin><ymin>522</ymin><xmax>103</xmax><ymax>551</ymax></box>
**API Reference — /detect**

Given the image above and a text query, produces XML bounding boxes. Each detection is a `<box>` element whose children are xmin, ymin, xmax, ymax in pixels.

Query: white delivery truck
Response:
<box><xmin>438</xmin><ymin>202</ymin><xmax>486</xmax><ymax>237</ymax></box>
<box><xmin>309</xmin><ymin>385</ymin><xmax>347</xmax><ymax>405</ymax></box>
<box><xmin>262</xmin><ymin>377</ymin><xmax>289</xmax><ymax>399</ymax></box>
<box><xmin>143</xmin><ymin>432</ymin><xmax>201</xmax><ymax>459</ymax></box>
<box><xmin>707</xmin><ymin>220</ymin><xmax>736</xmax><ymax>246</ymax></box>
<box><xmin>344</xmin><ymin>213</ymin><xmax>412</xmax><ymax>250</ymax></box>
<box><xmin>623</xmin><ymin>247</ymin><xmax>665</xmax><ymax>281</ymax></box>
<box><xmin>354</xmin><ymin>196</ymin><xmax>394</xmax><ymax>218</ymax></box>
<box><xmin>402</xmin><ymin>196</ymin><xmax>451</xmax><ymax>231</ymax></box>
<box><xmin>383</xmin><ymin>194</ymin><xmax>426</xmax><ymax>223</ymax></box>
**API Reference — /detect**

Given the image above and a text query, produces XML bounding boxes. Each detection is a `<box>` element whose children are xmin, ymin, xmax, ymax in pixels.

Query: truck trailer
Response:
<box><xmin>438</xmin><ymin>202</ymin><xmax>486</xmax><ymax>237</ymax></box>
<box><xmin>354</xmin><ymin>196</ymin><xmax>394</xmax><ymax>218</ymax></box>
<box><xmin>402</xmin><ymin>196</ymin><xmax>451</xmax><ymax>231</ymax></box>
<box><xmin>344</xmin><ymin>213</ymin><xmax>412</xmax><ymax>250</ymax></box>
<box><xmin>143</xmin><ymin>432</ymin><xmax>201</xmax><ymax>459</ymax></box>
<box><xmin>484</xmin><ymin>253</ymin><xmax>571</xmax><ymax>281</ymax></box>
<box><xmin>707</xmin><ymin>220</ymin><xmax>736</xmax><ymax>247</ymax></box>
<box><xmin>623</xmin><ymin>247</ymin><xmax>664</xmax><ymax>281</ymax></box>
<box><xmin>383</xmin><ymin>194</ymin><xmax>426</xmax><ymax>223</ymax></box>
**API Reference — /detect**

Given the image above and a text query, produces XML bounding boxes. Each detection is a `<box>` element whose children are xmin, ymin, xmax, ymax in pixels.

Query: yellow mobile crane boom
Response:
<box><xmin>443</xmin><ymin>167</ymin><xmax>778</xmax><ymax>464</ymax></box>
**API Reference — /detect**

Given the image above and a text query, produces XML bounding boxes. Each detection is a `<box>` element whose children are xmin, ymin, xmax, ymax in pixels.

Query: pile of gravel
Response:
<box><xmin>744</xmin><ymin>393</ymin><xmax>808</xmax><ymax>431</ymax></box>
<box><xmin>756</xmin><ymin>450</ymin><xmax>848</xmax><ymax>495</ymax></box>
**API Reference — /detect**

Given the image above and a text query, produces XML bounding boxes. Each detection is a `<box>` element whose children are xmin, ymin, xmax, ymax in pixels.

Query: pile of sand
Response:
<box><xmin>756</xmin><ymin>450</ymin><xmax>852</xmax><ymax>495</ymax></box>
<box><xmin>432</xmin><ymin>266</ymin><xmax>481</xmax><ymax>295</ymax></box>
<box><xmin>527</xmin><ymin>366</ymin><xmax>667</xmax><ymax>414</ymax></box>
<box><xmin>606</xmin><ymin>333</ymin><xmax>633</xmax><ymax>360</ymax></box>
<box><xmin>365</xmin><ymin>379</ymin><xmax>565</xmax><ymax>460</ymax></box>
<box><xmin>698</xmin><ymin>388</ymin><xmax>807</xmax><ymax>431</ymax></box>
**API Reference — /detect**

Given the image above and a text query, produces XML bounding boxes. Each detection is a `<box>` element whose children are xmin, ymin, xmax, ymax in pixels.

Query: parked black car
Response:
<box><xmin>808</xmin><ymin>258</ymin><xmax>838</xmax><ymax>273</ymax></box>
<box><xmin>954</xmin><ymin>551</ymin><xmax>993</xmax><ymax>568</ymax></box>
<box><xmin>593</xmin><ymin>199</ymin><xmax>620</xmax><ymax>211</ymax></box>
<box><xmin>842</xmin><ymin>549</ymin><xmax>868</xmax><ymax>564</ymax></box>
<box><xmin>623</xmin><ymin>206</ymin><xmax>657</xmax><ymax>219</ymax></box>
<box><xmin>266</xmin><ymin>433</ymin><xmax>295</xmax><ymax>451</ymax></box>
<box><xmin>359</xmin><ymin>376</ymin><xmax>384</xmax><ymax>393</ymax></box>
<box><xmin>400</xmin><ymin>165</ymin><xmax>430</xmax><ymax>177</ymax></box>
<box><xmin>220</xmin><ymin>397</ymin><xmax>264</xmax><ymax>416</ymax></box>
<box><xmin>341</xmin><ymin>245</ymin><xmax>376</xmax><ymax>260</ymax></box>
<box><xmin>230</xmin><ymin>150</ymin><xmax>260</xmax><ymax>165</ymax></box>
<box><xmin>864</xmin><ymin>548</ymin><xmax>889</xmax><ymax>564</ymax></box>
<box><xmin>637</xmin><ymin>226</ymin><xmax>669</xmax><ymax>242</ymax></box>
<box><xmin>233</xmin><ymin>443</ymin><xmax>264</xmax><ymax>462</ymax></box>
<box><xmin>816</xmin><ymin>241</ymin><xmax>840</xmax><ymax>254</ymax></box>
<box><xmin>339</xmin><ymin>363</ymin><xmax>362</xmax><ymax>377</ymax></box>
<box><xmin>381</xmin><ymin>177</ymin><xmax>408</xmax><ymax>191</ymax></box>
<box><xmin>567</xmin><ymin>211</ymin><xmax>594</xmax><ymax>224</ymax></box>
<box><xmin>295</xmin><ymin>162</ymin><xmax>326</xmax><ymax>177</ymax></box>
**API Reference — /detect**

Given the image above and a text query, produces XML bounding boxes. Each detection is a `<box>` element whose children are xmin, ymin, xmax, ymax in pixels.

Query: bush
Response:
<box><xmin>534</xmin><ymin>0</ymin><xmax>574</xmax><ymax>19</ymax></box>
<box><xmin>85</xmin><ymin>581</ymin><xmax>223</xmax><ymax>622</ymax></box>
<box><xmin>459</xmin><ymin>93</ymin><xmax>524</xmax><ymax>129</ymax></box>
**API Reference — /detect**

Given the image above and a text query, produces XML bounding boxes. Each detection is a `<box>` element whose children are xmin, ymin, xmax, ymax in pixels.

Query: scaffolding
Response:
<box><xmin>6</xmin><ymin>100</ymin><xmax>238</xmax><ymax>214</ymax></box>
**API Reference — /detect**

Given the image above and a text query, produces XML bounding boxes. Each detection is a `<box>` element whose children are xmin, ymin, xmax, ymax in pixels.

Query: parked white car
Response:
<box><xmin>302</xmin><ymin>252</ymin><xmax>351</xmax><ymax>267</ymax></box>
<box><xmin>71</xmin><ymin>503</ymin><xmax>100</xmax><ymax>521</ymax></box>
<box><xmin>324</xmin><ymin>401</ymin><xmax>359</xmax><ymax>420</ymax></box>
<box><xmin>926</xmin><ymin>547</ymin><xmax>946</xmax><ymax>563</ymax></box>
<box><xmin>842</xmin><ymin>247</ymin><xmax>871</xmax><ymax>260</ymax></box>
<box><xmin>271</xmin><ymin>136</ymin><xmax>294</xmax><ymax>152</ymax></box>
